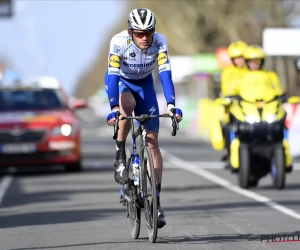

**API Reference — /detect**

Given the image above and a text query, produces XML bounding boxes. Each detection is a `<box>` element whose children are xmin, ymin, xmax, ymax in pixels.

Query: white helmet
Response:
<box><xmin>128</xmin><ymin>8</ymin><xmax>156</xmax><ymax>30</ymax></box>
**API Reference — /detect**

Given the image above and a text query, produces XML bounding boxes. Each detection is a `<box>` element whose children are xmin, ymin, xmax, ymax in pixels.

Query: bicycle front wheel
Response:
<box><xmin>141</xmin><ymin>146</ymin><xmax>158</xmax><ymax>243</ymax></box>
<box><xmin>125</xmin><ymin>146</ymin><xmax>141</xmax><ymax>239</ymax></box>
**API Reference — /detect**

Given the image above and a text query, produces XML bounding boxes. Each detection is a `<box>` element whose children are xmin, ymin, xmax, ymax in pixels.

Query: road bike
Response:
<box><xmin>113</xmin><ymin>109</ymin><xmax>179</xmax><ymax>243</ymax></box>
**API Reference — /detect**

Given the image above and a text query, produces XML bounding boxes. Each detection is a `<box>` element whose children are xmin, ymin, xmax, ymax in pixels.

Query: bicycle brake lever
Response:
<box><xmin>113</xmin><ymin>111</ymin><xmax>120</xmax><ymax>140</ymax></box>
<box><xmin>170</xmin><ymin>108</ymin><xmax>179</xmax><ymax>136</ymax></box>
<box><xmin>171</xmin><ymin>118</ymin><xmax>177</xmax><ymax>136</ymax></box>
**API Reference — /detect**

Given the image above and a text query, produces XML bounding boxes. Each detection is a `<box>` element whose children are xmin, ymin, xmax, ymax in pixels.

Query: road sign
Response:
<box><xmin>263</xmin><ymin>28</ymin><xmax>300</xmax><ymax>56</ymax></box>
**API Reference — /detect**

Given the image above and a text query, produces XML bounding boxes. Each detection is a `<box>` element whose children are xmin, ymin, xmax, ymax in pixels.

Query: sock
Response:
<box><xmin>157</xmin><ymin>183</ymin><xmax>161</xmax><ymax>207</ymax></box>
<box><xmin>116</xmin><ymin>140</ymin><xmax>126</xmax><ymax>161</ymax></box>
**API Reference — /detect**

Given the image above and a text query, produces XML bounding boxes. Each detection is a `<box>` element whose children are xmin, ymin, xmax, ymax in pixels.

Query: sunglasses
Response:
<box><xmin>247</xmin><ymin>59</ymin><xmax>262</xmax><ymax>64</ymax></box>
<box><xmin>132</xmin><ymin>31</ymin><xmax>154</xmax><ymax>38</ymax></box>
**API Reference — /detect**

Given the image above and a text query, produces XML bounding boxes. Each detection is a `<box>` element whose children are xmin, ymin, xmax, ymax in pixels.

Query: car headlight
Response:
<box><xmin>266</xmin><ymin>114</ymin><xmax>277</xmax><ymax>123</ymax></box>
<box><xmin>52</xmin><ymin>124</ymin><xmax>75</xmax><ymax>136</ymax></box>
<box><xmin>245</xmin><ymin>115</ymin><xmax>260</xmax><ymax>124</ymax></box>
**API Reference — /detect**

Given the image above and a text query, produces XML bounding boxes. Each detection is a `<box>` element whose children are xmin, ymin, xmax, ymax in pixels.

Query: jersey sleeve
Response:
<box><xmin>156</xmin><ymin>34</ymin><xmax>176</xmax><ymax>106</ymax></box>
<box><xmin>220</xmin><ymin>68</ymin><xmax>232</xmax><ymax>96</ymax></box>
<box><xmin>106</xmin><ymin>36</ymin><xmax>123</xmax><ymax>109</ymax></box>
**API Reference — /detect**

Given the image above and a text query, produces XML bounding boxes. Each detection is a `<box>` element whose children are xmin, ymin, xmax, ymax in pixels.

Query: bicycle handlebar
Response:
<box><xmin>113</xmin><ymin>108</ymin><xmax>179</xmax><ymax>140</ymax></box>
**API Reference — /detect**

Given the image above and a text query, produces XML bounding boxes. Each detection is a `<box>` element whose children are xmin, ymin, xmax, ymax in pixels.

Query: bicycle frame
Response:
<box><xmin>130</xmin><ymin>120</ymin><xmax>144</xmax><ymax>162</ymax></box>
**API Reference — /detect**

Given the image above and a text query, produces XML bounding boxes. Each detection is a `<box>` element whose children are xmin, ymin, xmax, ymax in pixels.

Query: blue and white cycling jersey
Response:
<box><xmin>106</xmin><ymin>30</ymin><xmax>175</xmax><ymax>109</ymax></box>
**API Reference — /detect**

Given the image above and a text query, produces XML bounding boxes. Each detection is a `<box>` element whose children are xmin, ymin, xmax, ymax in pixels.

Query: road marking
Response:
<box><xmin>0</xmin><ymin>176</ymin><xmax>12</xmax><ymax>205</ymax></box>
<box><xmin>188</xmin><ymin>161</ymin><xmax>300</xmax><ymax>170</ymax></box>
<box><xmin>161</xmin><ymin>148</ymin><xmax>300</xmax><ymax>220</ymax></box>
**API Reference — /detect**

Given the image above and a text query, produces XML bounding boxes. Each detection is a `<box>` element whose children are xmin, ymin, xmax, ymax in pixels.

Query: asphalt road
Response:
<box><xmin>0</xmin><ymin>108</ymin><xmax>300</xmax><ymax>250</ymax></box>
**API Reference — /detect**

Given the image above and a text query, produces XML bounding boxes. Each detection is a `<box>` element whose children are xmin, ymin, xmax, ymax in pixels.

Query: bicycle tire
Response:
<box><xmin>125</xmin><ymin>146</ymin><xmax>141</xmax><ymax>239</ymax></box>
<box><xmin>141</xmin><ymin>146</ymin><xmax>158</xmax><ymax>243</ymax></box>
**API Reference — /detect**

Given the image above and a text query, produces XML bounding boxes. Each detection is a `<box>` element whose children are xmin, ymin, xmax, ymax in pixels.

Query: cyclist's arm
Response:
<box><xmin>156</xmin><ymin>34</ymin><xmax>176</xmax><ymax>108</ymax></box>
<box><xmin>106</xmin><ymin>36</ymin><xmax>123</xmax><ymax>110</ymax></box>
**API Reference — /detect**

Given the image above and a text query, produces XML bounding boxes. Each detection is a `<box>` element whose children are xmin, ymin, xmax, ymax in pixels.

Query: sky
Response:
<box><xmin>0</xmin><ymin>1</ymin><xmax>299</xmax><ymax>97</ymax></box>
<box><xmin>0</xmin><ymin>0</ymin><xmax>127</xmax><ymax>96</ymax></box>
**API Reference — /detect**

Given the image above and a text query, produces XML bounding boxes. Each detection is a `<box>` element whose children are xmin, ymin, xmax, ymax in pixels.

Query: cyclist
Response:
<box><xmin>105</xmin><ymin>8</ymin><xmax>183</xmax><ymax>229</ymax></box>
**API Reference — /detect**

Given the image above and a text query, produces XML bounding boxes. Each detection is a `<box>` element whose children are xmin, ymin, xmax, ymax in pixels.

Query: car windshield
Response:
<box><xmin>0</xmin><ymin>88</ymin><xmax>67</xmax><ymax>111</ymax></box>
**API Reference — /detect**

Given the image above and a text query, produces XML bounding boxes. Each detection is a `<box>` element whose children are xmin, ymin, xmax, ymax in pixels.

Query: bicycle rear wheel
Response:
<box><xmin>141</xmin><ymin>146</ymin><xmax>158</xmax><ymax>243</ymax></box>
<box><xmin>125</xmin><ymin>146</ymin><xmax>141</xmax><ymax>239</ymax></box>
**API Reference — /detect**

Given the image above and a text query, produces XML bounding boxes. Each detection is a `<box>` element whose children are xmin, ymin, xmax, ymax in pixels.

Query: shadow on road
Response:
<box><xmin>0</xmin><ymin>207</ymin><xmax>126</xmax><ymax>229</ymax></box>
<box><xmin>10</xmin><ymin>231</ymin><xmax>300</xmax><ymax>249</ymax></box>
<box><xmin>158</xmin><ymin>231</ymin><xmax>300</xmax><ymax>244</ymax></box>
<box><xmin>2</xmin><ymin>199</ymin><xmax>300</xmax><ymax>228</ymax></box>
<box><xmin>159</xmin><ymin>233</ymin><xmax>260</xmax><ymax>244</ymax></box>
<box><xmin>162</xmin><ymin>184</ymin><xmax>221</xmax><ymax>192</ymax></box>
<box><xmin>0</xmin><ymin>164</ymin><xmax>113</xmax><ymax>177</ymax></box>
<box><xmin>10</xmin><ymin>238</ymin><xmax>149</xmax><ymax>250</ymax></box>
<box><xmin>259</xmin><ymin>183</ymin><xmax>300</xmax><ymax>190</ymax></box>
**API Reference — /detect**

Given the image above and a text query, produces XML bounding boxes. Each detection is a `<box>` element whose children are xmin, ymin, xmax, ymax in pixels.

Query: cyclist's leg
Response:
<box><xmin>121</xmin><ymin>74</ymin><xmax>163</xmax><ymax>184</ymax></box>
<box><xmin>131</xmin><ymin>79</ymin><xmax>161</xmax><ymax>183</ymax></box>
<box><xmin>105</xmin><ymin>72</ymin><xmax>135</xmax><ymax>185</ymax></box>
<box><xmin>132</xmin><ymin>75</ymin><xmax>166</xmax><ymax>228</ymax></box>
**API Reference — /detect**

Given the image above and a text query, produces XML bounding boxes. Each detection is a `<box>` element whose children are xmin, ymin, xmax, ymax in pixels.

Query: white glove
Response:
<box><xmin>167</xmin><ymin>104</ymin><xmax>175</xmax><ymax>112</ymax></box>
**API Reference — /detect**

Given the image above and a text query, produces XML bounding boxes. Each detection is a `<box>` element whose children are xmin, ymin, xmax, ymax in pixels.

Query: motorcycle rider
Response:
<box><xmin>219</xmin><ymin>40</ymin><xmax>248</xmax><ymax>161</ymax></box>
<box><xmin>221</xmin><ymin>40</ymin><xmax>248</xmax><ymax>97</ymax></box>
<box><xmin>233</xmin><ymin>45</ymin><xmax>292</xmax><ymax>172</ymax></box>
<box><xmin>236</xmin><ymin>45</ymin><xmax>285</xmax><ymax>96</ymax></box>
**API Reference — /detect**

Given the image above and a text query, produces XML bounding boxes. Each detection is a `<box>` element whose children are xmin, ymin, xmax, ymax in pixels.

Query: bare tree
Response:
<box><xmin>74</xmin><ymin>0</ymin><xmax>300</xmax><ymax>99</ymax></box>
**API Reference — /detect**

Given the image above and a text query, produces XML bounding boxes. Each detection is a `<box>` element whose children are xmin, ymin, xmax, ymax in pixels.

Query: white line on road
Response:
<box><xmin>0</xmin><ymin>175</ymin><xmax>13</xmax><ymax>205</ymax></box>
<box><xmin>161</xmin><ymin>148</ymin><xmax>300</xmax><ymax>220</ymax></box>
<box><xmin>188</xmin><ymin>161</ymin><xmax>300</xmax><ymax>170</ymax></box>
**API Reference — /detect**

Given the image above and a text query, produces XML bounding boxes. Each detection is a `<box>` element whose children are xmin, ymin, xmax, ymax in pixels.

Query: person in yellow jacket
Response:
<box><xmin>219</xmin><ymin>41</ymin><xmax>248</xmax><ymax>161</ymax></box>
<box><xmin>235</xmin><ymin>45</ymin><xmax>285</xmax><ymax>96</ymax></box>
<box><xmin>221</xmin><ymin>40</ymin><xmax>249</xmax><ymax>97</ymax></box>
<box><xmin>233</xmin><ymin>46</ymin><xmax>292</xmax><ymax>171</ymax></box>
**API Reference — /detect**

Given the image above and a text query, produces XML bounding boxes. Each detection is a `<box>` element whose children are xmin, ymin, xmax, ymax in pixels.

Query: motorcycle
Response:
<box><xmin>209</xmin><ymin>72</ymin><xmax>300</xmax><ymax>189</ymax></box>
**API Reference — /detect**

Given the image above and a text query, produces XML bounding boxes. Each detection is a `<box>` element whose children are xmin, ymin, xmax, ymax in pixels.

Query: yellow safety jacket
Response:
<box><xmin>221</xmin><ymin>65</ymin><xmax>248</xmax><ymax>96</ymax></box>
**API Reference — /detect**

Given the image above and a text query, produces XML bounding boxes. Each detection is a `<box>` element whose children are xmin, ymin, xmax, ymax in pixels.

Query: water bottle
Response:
<box><xmin>132</xmin><ymin>155</ymin><xmax>140</xmax><ymax>185</ymax></box>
